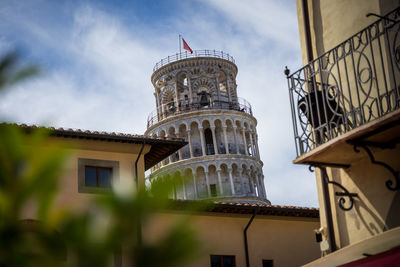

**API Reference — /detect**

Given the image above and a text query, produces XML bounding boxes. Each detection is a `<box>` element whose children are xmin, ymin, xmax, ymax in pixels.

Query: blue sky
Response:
<box><xmin>0</xmin><ymin>0</ymin><xmax>319</xmax><ymax>207</ymax></box>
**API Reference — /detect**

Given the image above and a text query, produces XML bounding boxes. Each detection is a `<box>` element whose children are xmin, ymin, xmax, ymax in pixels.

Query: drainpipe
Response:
<box><xmin>301</xmin><ymin>0</ymin><xmax>314</xmax><ymax>63</ymax></box>
<box><xmin>320</xmin><ymin>167</ymin><xmax>337</xmax><ymax>252</ymax></box>
<box><xmin>244</xmin><ymin>211</ymin><xmax>256</xmax><ymax>267</ymax></box>
<box><xmin>134</xmin><ymin>141</ymin><xmax>146</xmax><ymax>246</ymax></box>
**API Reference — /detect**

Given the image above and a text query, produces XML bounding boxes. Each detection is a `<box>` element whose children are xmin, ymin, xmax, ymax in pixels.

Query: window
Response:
<box><xmin>78</xmin><ymin>158</ymin><xmax>119</xmax><ymax>193</ymax></box>
<box><xmin>85</xmin><ymin>166</ymin><xmax>112</xmax><ymax>188</ymax></box>
<box><xmin>262</xmin><ymin>259</ymin><xmax>274</xmax><ymax>267</ymax></box>
<box><xmin>210</xmin><ymin>255</ymin><xmax>235</xmax><ymax>267</ymax></box>
<box><xmin>210</xmin><ymin>184</ymin><xmax>217</xmax><ymax>197</ymax></box>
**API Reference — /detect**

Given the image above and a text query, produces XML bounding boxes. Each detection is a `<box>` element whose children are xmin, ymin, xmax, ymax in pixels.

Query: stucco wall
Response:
<box><xmin>296</xmin><ymin>0</ymin><xmax>397</xmax><ymax>65</ymax></box>
<box><xmin>144</xmin><ymin>212</ymin><xmax>320</xmax><ymax>267</ymax></box>
<box><xmin>319</xmin><ymin>147</ymin><xmax>400</xmax><ymax>249</ymax></box>
<box><xmin>22</xmin><ymin>137</ymin><xmax>150</xmax><ymax>217</ymax></box>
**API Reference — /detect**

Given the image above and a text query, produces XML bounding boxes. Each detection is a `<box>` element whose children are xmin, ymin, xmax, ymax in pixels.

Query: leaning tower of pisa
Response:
<box><xmin>145</xmin><ymin>50</ymin><xmax>270</xmax><ymax>204</ymax></box>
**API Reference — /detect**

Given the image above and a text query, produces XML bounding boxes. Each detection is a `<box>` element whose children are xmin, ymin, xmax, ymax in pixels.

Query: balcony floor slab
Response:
<box><xmin>293</xmin><ymin>109</ymin><xmax>400</xmax><ymax>166</ymax></box>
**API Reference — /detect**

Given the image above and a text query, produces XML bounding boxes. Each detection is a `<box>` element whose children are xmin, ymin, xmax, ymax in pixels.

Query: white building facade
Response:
<box><xmin>145</xmin><ymin>51</ymin><xmax>269</xmax><ymax>204</ymax></box>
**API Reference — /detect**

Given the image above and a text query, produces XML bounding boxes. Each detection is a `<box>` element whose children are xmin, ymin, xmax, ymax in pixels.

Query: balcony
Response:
<box><xmin>153</xmin><ymin>50</ymin><xmax>235</xmax><ymax>72</ymax></box>
<box><xmin>147</xmin><ymin>97</ymin><xmax>253</xmax><ymax>129</ymax></box>
<box><xmin>286</xmin><ymin>7</ymin><xmax>400</xmax><ymax>165</ymax></box>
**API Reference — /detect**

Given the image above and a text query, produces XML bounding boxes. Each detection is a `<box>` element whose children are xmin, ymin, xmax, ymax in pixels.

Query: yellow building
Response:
<box><xmin>286</xmin><ymin>0</ymin><xmax>400</xmax><ymax>265</ymax></box>
<box><xmin>15</xmin><ymin>124</ymin><xmax>320</xmax><ymax>267</ymax></box>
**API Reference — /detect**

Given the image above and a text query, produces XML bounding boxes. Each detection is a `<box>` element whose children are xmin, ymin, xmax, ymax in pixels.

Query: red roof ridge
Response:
<box><xmin>3</xmin><ymin>122</ymin><xmax>185</xmax><ymax>142</ymax></box>
<box><xmin>210</xmin><ymin>200</ymin><xmax>318</xmax><ymax>211</ymax></box>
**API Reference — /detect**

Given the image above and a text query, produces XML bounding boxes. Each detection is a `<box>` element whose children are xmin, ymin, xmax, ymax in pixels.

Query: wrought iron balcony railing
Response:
<box><xmin>286</xmin><ymin>7</ymin><xmax>400</xmax><ymax>157</ymax></box>
<box><xmin>153</xmin><ymin>50</ymin><xmax>235</xmax><ymax>72</ymax></box>
<box><xmin>147</xmin><ymin>97</ymin><xmax>253</xmax><ymax>129</ymax></box>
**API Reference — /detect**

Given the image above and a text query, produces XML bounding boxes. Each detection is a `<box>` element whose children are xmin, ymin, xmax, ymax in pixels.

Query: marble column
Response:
<box><xmin>193</xmin><ymin>172</ymin><xmax>198</xmax><ymax>199</ymax></box>
<box><xmin>228</xmin><ymin>168</ymin><xmax>235</xmax><ymax>195</ymax></box>
<box><xmin>242</xmin><ymin>128</ymin><xmax>248</xmax><ymax>156</ymax></box>
<box><xmin>187</xmin><ymin>129</ymin><xmax>194</xmax><ymax>158</ymax></box>
<box><xmin>249</xmin><ymin>131</ymin><xmax>254</xmax><ymax>157</ymax></box>
<box><xmin>199</xmin><ymin>127</ymin><xmax>206</xmax><ymax>156</ymax></box>
<box><xmin>155</xmin><ymin>90</ymin><xmax>161</xmax><ymax>121</ymax></box>
<box><xmin>238</xmin><ymin>168</ymin><xmax>244</xmax><ymax>195</ymax></box>
<box><xmin>254</xmin><ymin>133</ymin><xmax>260</xmax><ymax>159</ymax></box>
<box><xmin>255</xmin><ymin>172</ymin><xmax>261</xmax><ymax>197</ymax></box>
<box><xmin>161</xmin><ymin>102</ymin><xmax>166</xmax><ymax>120</ymax></box>
<box><xmin>187</xmin><ymin>74</ymin><xmax>193</xmax><ymax>104</ymax></box>
<box><xmin>173</xmin><ymin>82</ymin><xmax>179</xmax><ymax>109</ymax></box>
<box><xmin>233</xmin><ymin>125</ymin><xmax>239</xmax><ymax>155</ymax></box>
<box><xmin>217</xmin><ymin>169</ymin><xmax>223</xmax><ymax>195</ymax></box>
<box><xmin>205</xmin><ymin>171</ymin><xmax>211</xmax><ymax>197</ymax></box>
<box><xmin>182</xmin><ymin>175</ymin><xmax>187</xmax><ymax>200</ymax></box>
<box><xmin>167</xmin><ymin>134</ymin><xmax>173</xmax><ymax>163</ymax></box>
<box><xmin>178</xmin><ymin>148</ymin><xmax>182</xmax><ymax>161</ymax></box>
<box><xmin>261</xmin><ymin>175</ymin><xmax>267</xmax><ymax>198</ymax></box>
<box><xmin>222</xmin><ymin>126</ymin><xmax>229</xmax><ymax>154</ymax></box>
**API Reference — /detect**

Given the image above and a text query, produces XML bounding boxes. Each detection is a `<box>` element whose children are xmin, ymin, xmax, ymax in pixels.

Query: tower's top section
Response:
<box><xmin>153</xmin><ymin>50</ymin><xmax>235</xmax><ymax>72</ymax></box>
<box><xmin>147</xmin><ymin>50</ymin><xmax>252</xmax><ymax>129</ymax></box>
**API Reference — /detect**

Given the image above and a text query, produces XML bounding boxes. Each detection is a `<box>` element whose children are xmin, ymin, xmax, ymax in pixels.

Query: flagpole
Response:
<box><xmin>179</xmin><ymin>34</ymin><xmax>181</xmax><ymax>54</ymax></box>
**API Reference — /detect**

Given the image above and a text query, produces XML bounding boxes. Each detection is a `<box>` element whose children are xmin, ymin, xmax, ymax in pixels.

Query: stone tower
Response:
<box><xmin>145</xmin><ymin>50</ymin><xmax>269</xmax><ymax>204</ymax></box>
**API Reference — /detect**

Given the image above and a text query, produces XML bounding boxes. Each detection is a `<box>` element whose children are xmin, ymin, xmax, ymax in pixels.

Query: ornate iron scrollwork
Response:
<box><xmin>308</xmin><ymin>165</ymin><xmax>357</xmax><ymax>211</ymax></box>
<box><xmin>326</xmin><ymin>180</ymin><xmax>358</xmax><ymax>211</ymax></box>
<box><xmin>286</xmin><ymin>7</ymin><xmax>400</xmax><ymax>158</ymax></box>
<box><xmin>353</xmin><ymin>144</ymin><xmax>400</xmax><ymax>191</ymax></box>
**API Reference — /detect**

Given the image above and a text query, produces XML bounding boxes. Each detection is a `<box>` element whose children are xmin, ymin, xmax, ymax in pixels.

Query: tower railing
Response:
<box><xmin>147</xmin><ymin>97</ymin><xmax>253</xmax><ymax>129</ymax></box>
<box><xmin>286</xmin><ymin>7</ymin><xmax>400</xmax><ymax>157</ymax></box>
<box><xmin>153</xmin><ymin>50</ymin><xmax>235</xmax><ymax>72</ymax></box>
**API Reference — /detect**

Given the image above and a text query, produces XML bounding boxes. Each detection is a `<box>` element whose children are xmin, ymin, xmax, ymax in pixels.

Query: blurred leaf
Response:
<box><xmin>0</xmin><ymin>52</ymin><xmax>40</xmax><ymax>90</ymax></box>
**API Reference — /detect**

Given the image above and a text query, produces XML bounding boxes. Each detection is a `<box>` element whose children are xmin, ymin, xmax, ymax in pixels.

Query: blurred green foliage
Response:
<box><xmin>0</xmin><ymin>53</ymin><xmax>202</xmax><ymax>267</ymax></box>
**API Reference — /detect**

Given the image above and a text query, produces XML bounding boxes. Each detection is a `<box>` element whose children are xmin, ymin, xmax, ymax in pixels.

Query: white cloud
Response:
<box><xmin>202</xmin><ymin>0</ymin><xmax>300</xmax><ymax>51</ymax></box>
<box><xmin>174</xmin><ymin>0</ymin><xmax>317</xmax><ymax>206</ymax></box>
<box><xmin>0</xmin><ymin>1</ymin><xmax>319</xmax><ymax>207</ymax></box>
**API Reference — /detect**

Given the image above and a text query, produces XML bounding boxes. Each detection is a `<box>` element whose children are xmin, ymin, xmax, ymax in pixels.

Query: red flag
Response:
<box><xmin>182</xmin><ymin>38</ymin><xmax>193</xmax><ymax>54</ymax></box>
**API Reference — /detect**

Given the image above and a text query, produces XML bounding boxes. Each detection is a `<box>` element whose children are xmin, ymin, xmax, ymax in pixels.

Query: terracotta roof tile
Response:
<box><xmin>8</xmin><ymin>123</ymin><xmax>184</xmax><ymax>142</ymax></box>
<box><xmin>4</xmin><ymin>123</ymin><xmax>187</xmax><ymax>170</ymax></box>
<box><xmin>171</xmin><ymin>199</ymin><xmax>319</xmax><ymax>218</ymax></box>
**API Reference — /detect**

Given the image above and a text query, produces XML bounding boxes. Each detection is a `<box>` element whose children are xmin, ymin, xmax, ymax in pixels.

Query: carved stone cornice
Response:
<box><xmin>151</xmin><ymin>57</ymin><xmax>238</xmax><ymax>86</ymax></box>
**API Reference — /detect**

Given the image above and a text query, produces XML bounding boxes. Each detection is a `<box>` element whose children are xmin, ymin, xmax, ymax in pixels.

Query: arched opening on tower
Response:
<box><xmin>225</xmin><ymin>119</ymin><xmax>236</xmax><ymax>154</ymax></box>
<box><xmin>218</xmin><ymin>71</ymin><xmax>228</xmax><ymax>97</ymax></box>
<box><xmin>178</xmin><ymin>124</ymin><xmax>190</xmax><ymax>159</ymax></box>
<box><xmin>190</xmin><ymin>122</ymin><xmax>202</xmax><ymax>157</ymax></box>
<box><xmin>162</xmin><ymin>89</ymin><xmax>176</xmax><ymax>118</ymax></box>
<box><xmin>242</xmin><ymin>165</ymin><xmax>251</xmax><ymax>194</ymax></box>
<box><xmin>204</xmin><ymin>128</ymin><xmax>215</xmax><ymax>155</ymax></box>
<box><xmin>208</xmin><ymin>165</ymin><xmax>218</xmax><ymax>197</ymax></box>
<box><xmin>220</xmin><ymin>164</ymin><xmax>230</xmax><ymax>195</ymax></box>
<box><xmin>183</xmin><ymin>168</ymin><xmax>195</xmax><ymax>199</ymax></box>
<box><xmin>199</xmin><ymin>91</ymin><xmax>209</xmax><ymax>107</ymax></box>
<box><xmin>214</xmin><ymin>119</ymin><xmax>224</xmax><ymax>154</ymax></box>
<box><xmin>196</xmin><ymin>166</ymin><xmax>208</xmax><ymax>198</ymax></box>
